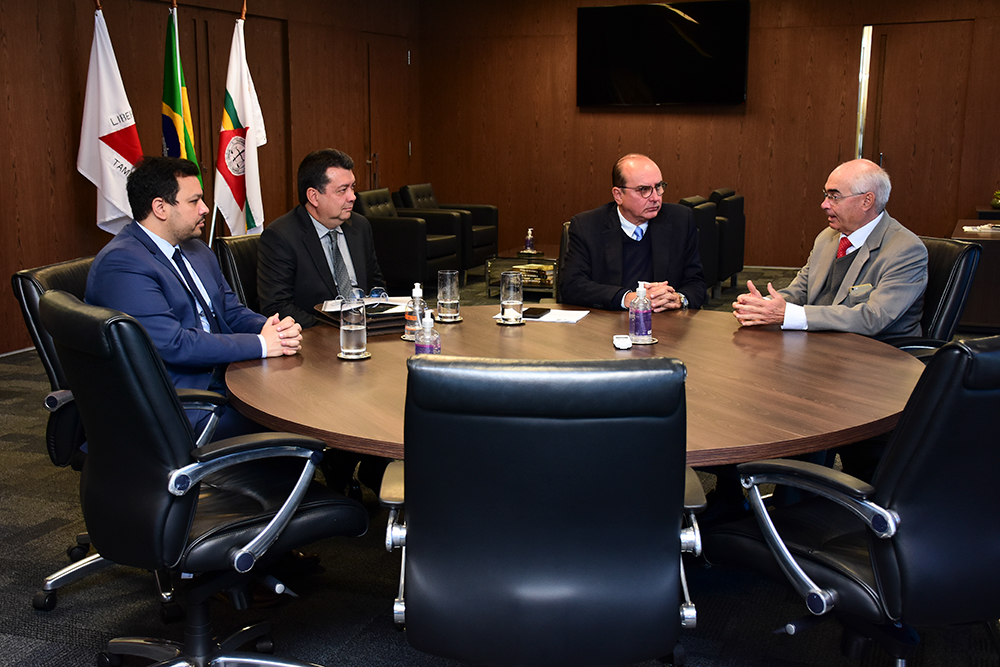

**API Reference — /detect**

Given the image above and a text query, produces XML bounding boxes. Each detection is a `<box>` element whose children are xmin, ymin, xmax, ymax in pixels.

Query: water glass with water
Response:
<box><xmin>500</xmin><ymin>271</ymin><xmax>523</xmax><ymax>324</ymax></box>
<box><xmin>339</xmin><ymin>297</ymin><xmax>367</xmax><ymax>358</ymax></box>
<box><xmin>437</xmin><ymin>269</ymin><xmax>461</xmax><ymax>321</ymax></box>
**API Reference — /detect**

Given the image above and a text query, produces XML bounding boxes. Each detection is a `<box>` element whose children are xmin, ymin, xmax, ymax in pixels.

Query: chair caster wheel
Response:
<box><xmin>255</xmin><ymin>635</ymin><xmax>275</xmax><ymax>654</ymax></box>
<box><xmin>96</xmin><ymin>651</ymin><xmax>122</xmax><ymax>667</ymax></box>
<box><xmin>68</xmin><ymin>543</ymin><xmax>90</xmax><ymax>561</ymax></box>
<box><xmin>33</xmin><ymin>589</ymin><xmax>57</xmax><ymax>611</ymax></box>
<box><xmin>160</xmin><ymin>600</ymin><xmax>184</xmax><ymax>623</ymax></box>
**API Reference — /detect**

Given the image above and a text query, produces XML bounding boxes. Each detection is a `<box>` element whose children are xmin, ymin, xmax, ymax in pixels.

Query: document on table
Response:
<box><xmin>322</xmin><ymin>297</ymin><xmax>408</xmax><ymax>314</ymax></box>
<box><xmin>492</xmin><ymin>310</ymin><xmax>589</xmax><ymax>323</ymax></box>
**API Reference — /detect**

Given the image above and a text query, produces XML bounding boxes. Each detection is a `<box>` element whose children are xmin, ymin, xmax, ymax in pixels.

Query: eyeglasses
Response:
<box><xmin>619</xmin><ymin>181</ymin><xmax>667</xmax><ymax>199</ymax></box>
<box><xmin>822</xmin><ymin>190</ymin><xmax>867</xmax><ymax>203</ymax></box>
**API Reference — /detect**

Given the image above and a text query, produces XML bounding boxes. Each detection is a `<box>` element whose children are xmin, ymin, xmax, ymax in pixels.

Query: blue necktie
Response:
<box><xmin>173</xmin><ymin>248</ymin><xmax>219</xmax><ymax>333</ymax></box>
<box><xmin>632</xmin><ymin>227</ymin><xmax>644</xmax><ymax>241</ymax></box>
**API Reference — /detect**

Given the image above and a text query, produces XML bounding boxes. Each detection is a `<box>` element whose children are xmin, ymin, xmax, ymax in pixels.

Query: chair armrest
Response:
<box><xmin>176</xmin><ymin>388</ymin><xmax>228</xmax><ymax>446</ymax></box>
<box><xmin>441</xmin><ymin>203</ymin><xmax>499</xmax><ymax>229</ymax></box>
<box><xmin>684</xmin><ymin>466</ymin><xmax>708</xmax><ymax>514</ymax></box>
<box><xmin>737</xmin><ymin>458</ymin><xmax>875</xmax><ymax>500</ymax></box>
<box><xmin>738</xmin><ymin>458</ymin><xmax>899</xmax><ymax>617</ymax></box>
<box><xmin>396</xmin><ymin>207</ymin><xmax>463</xmax><ymax>237</ymax></box>
<box><xmin>379</xmin><ymin>459</ymin><xmax>405</xmax><ymax>508</ymax></box>
<box><xmin>170</xmin><ymin>432</ymin><xmax>326</xmax><ymax>573</ymax></box>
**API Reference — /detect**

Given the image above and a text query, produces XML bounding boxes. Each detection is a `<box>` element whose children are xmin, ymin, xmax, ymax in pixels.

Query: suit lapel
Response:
<box><xmin>296</xmin><ymin>207</ymin><xmax>338</xmax><ymax>294</ymax></box>
<box><xmin>833</xmin><ymin>216</ymin><xmax>889</xmax><ymax>305</ymax></box>
<box><xmin>602</xmin><ymin>205</ymin><xmax>624</xmax><ymax>285</ymax></box>
<box><xmin>807</xmin><ymin>234</ymin><xmax>837</xmax><ymax>304</ymax></box>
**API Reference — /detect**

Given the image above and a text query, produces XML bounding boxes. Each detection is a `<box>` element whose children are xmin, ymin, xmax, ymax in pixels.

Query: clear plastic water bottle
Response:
<box><xmin>629</xmin><ymin>281</ymin><xmax>653</xmax><ymax>344</ymax></box>
<box><xmin>403</xmin><ymin>282</ymin><xmax>427</xmax><ymax>341</ymax></box>
<box><xmin>414</xmin><ymin>311</ymin><xmax>441</xmax><ymax>355</ymax></box>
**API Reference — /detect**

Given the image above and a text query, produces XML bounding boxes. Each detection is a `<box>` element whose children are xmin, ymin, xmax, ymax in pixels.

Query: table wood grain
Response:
<box><xmin>227</xmin><ymin>306</ymin><xmax>925</xmax><ymax>466</ymax></box>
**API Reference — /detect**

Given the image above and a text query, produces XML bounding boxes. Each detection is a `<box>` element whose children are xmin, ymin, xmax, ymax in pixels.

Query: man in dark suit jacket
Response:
<box><xmin>257</xmin><ymin>149</ymin><xmax>385</xmax><ymax>328</ymax></box>
<box><xmin>86</xmin><ymin>157</ymin><xmax>302</xmax><ymax>438</ymax></box>
<box><xmin>560</xmin><ymin>153</ymin><xmax>706</xmax><ymax>311</ymax></box>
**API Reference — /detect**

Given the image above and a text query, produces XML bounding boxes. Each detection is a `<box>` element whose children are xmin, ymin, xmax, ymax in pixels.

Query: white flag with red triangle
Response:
<box><xmin>77</xmin><ymin>9</ymin><xmax>143</xmax><ymax>235</ymax></box>
<box><xmin>214</xmin><ymin>18</ymin><xmax>266</xmax><ymax>236</ymax></box>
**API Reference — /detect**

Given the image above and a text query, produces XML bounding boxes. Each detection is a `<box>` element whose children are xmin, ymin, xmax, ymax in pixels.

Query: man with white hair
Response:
<box><xmin>733</xmin><ymin>158</ymin><xmax>927</xmax><ymax>340</ymax></box>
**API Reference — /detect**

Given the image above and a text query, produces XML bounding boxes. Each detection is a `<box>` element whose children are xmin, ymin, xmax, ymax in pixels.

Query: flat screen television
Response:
<box><xmin>577</xmin><ymin>1</ymin><xmax>751</xmax><ymax>107</ymax></box>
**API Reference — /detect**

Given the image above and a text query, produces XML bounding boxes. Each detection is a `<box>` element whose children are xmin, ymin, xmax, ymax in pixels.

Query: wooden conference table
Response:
<box><xmin>227</xmin><ymin>306</ymin><xmax>925</xmax><ymax>466</ymax></box>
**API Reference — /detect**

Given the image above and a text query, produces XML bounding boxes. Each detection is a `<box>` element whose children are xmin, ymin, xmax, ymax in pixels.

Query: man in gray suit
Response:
<box><xmin>733</xmin><ymin>158</ymin><xmax>927</xmax><ymax>340</ymax></box>
<box><xmin>258</xmin><ymin>149</ymin><xmax>385</xmax><ymax>329</ymax></box>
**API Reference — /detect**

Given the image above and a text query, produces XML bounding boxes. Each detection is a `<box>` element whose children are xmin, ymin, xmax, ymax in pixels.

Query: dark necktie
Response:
<box><xmin>324</xmin><ymin>231</ymin><xmax>354</xmax><ymax>298</ymax></box>
<box><xmin>836</xmin><ymin>236</ymin><xmax>852</xmax><ymax>259</ymax></box>
<box><xmin>173</xmin><ymin>248</ymin><xmax>219</xmax><ymax>333</ymax></box>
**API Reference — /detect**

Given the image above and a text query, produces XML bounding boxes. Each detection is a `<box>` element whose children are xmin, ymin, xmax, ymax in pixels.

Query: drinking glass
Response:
<box><xmin>436</xmin><ymin>270</ymin><xmax>461</xmax><ymax>321</ymax></box>
<box><xmin>339</xmin><ymin>297</ymin><xmax>368</xmax><ymax>358</ymax></box>
<box><xmin>500</xmin><ymin>271</ymin><xmax>523</xmax><ymax>324</ymax></box>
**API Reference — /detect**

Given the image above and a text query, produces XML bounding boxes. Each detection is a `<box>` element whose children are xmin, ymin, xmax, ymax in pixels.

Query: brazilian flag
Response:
<box><xmin>162</xmin><ymin>7</ymin><xmax>201</xmax><ymax>183</ymax></box>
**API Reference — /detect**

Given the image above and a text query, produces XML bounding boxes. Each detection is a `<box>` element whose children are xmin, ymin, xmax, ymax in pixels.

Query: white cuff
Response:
<box><xmin>258</xmin><ymin>334</ymin><xmax>267</xmax><ymax>358</ymax></box>
<box><xmin>782</xmin><ymin>303</ymin><xmax>808</xmax><ymax>330</ymax></box>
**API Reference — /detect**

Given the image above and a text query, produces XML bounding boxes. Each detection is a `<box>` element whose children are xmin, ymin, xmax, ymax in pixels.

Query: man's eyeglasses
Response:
<box><xmin>822</xmin><ymin>190</ymin><xmax>867</xmax><ymax>203</ymax></box>
<box><xmin>619</xmin><ymin>181</ymin><xmax>667</xmax><ymax>199</ymax></box>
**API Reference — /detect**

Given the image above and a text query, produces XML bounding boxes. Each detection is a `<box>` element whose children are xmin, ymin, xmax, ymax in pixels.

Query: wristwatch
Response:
<box><xmin>679</xmin><ymin>293</ymin><xmax>689</xmax><ymax>310</ymax></box>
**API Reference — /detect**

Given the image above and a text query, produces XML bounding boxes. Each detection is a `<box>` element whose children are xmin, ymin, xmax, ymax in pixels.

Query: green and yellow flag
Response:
<box><xmin>162</xmin><ymin>6</ymin><xmax>200</xmax><ymax>182</ymax></box>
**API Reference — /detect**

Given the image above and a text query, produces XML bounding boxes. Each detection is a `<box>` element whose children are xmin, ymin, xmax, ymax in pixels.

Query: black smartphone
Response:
<box><xmin>523</xmin><ymin>307</ymin><xmax>551</xmax><ymax>320</ymax></box>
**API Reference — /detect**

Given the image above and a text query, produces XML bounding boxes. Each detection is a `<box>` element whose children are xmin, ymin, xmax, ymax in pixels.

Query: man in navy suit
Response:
<box><xmin>86</xmin><ymin>157</ymin><xmax>302</xmax><ymax>438</ymax></box>
<box><xmin>257</xmin><ymin>149</ymin><xmax>385</xmax><ymax>328</ymax></box>
<box><xmin>560</xmin><ymin>153</ymin><xmax>706</xmax><ymax>311</ymax></box>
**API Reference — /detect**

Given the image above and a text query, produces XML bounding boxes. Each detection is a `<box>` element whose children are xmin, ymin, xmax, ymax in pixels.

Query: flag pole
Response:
<box><xmin>208</xmin><ymin>205</ymin><xmax>219</xmax><ymax>247</ymax></box>
<box><xmin>241</xmin><ymin>1</ymin><xmax>247</xmax><ymax>20</ymax></box>
<box><xmin>94</xmin><ymin>0</ymin><xmax>102</xmax><ymax>9</ymax></box>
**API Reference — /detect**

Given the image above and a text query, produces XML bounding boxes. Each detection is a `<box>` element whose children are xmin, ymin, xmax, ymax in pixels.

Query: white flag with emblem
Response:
<box><xmin>214</xmin><ymin>18</ymin><xmax>266</xmax><ymax>236</ymax></box>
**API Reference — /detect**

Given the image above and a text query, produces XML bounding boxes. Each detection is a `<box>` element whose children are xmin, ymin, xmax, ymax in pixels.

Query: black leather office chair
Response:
<box><xmin>679</xmin><ymin>195</ymin><xmax>721</xmax><ymax>299</ymax></box>
<box><xmin>12</xmin><ymin>258</ymin><xmax>115</xmax><ymax>611</ymax></box>
<box><xmin>703</xmin><ymin>336</ymin><xmax>1000</xmax><ymax>666</ymax></box>
<box><xmin>887</xmin><ymin>236</ymin><xmax>980</xmax><ymax>359</ymax></box>
<box><xmin>380</xmin><ymin>356</ymin><xmax>700</xmax><ymax>666</ymax></box>
<box><xmin>354</xmin><ymin>187</ymin><xmax>461</xmax><ymax>290</ymax></box>
<box><xmin>214</xmin><ymin>234</ymin><xmax>261</xmax><ymax>312</ymax></box>
<box><xmin>709</xmin><ymin>188</ymin><xmax>745</xmax><ymax>290</ymax></box>
<box><xmin>39</xmin><ymin>290</ymin><xmax>369</xmax><ymax>667</ymax></box>
<box><xmin>397</xmin><ymin>183</ymin><xmax>499</xmax><ymax>276</ymax></box>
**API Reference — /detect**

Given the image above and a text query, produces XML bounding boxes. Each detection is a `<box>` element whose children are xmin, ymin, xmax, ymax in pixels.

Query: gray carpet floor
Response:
<box><xmin>1</xmin><ymin>267</ymin><xmax>996</xmax><ymax>666</ymax></box>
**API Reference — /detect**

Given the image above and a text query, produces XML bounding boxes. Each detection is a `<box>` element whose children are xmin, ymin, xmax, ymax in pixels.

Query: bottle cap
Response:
<box><xmin>412</xmin><ymin>282</ymin><xmax>423</xmax><ymax>298</ymax></box>
<box><xmin>636</xmin><ymin>281</ymin><xmax>647</xmax><ymax>297</ymax></box>
<box><xmin>422</xmin><ymin>312</ymin><xmax>434</xmax><ymax>329</ymax></box>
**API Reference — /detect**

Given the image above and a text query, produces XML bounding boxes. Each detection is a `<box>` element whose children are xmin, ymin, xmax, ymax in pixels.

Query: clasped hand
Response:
<box><xmin>733</xmin><ymin>280</ymin><xmax>786</xmax><ymax>326</ymax></box>
<box><xmin>261</xmin><ymin>314</ymin><xmax>303</xmax><ymax>356</ymax></box>
<box><xmin>626</xmin><ymin>281</ymin><xmax>684</xmax><ymax>311</ymax></box>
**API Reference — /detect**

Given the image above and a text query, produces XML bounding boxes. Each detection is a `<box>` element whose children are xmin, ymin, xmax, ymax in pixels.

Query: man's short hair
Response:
<box><xmin>612</xmin><ymin>153</ymin><xmax>649</xmax><ymax>188</ymax></box>
<box><xmin>851</xmin><ymin>163</ymin><xmax>892</xmax><ymax>212</ymax></box>
<box><xmin>297</xmin><ymin>149</ymin><xmax>355</xmax><ymax>205</ymax></box>
<box><xmin>127</xmin><ymin>157</ymin><xmax>200</xmax><ymax>221</ymax></box>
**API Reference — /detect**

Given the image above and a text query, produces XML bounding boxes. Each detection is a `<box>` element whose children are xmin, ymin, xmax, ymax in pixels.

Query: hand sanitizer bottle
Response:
<box><xmin>414</xmin><ymin>311</ymin><xmax>441</xmax><ymax>355</ymax></box>
<box><xmin>629</xmin><ymin>281</ymin><xmax>653</xmax><ymax>344</ymax></box>
<box><xmin>403</xmin><ymin>282</ymin><xmax>427</xmax><ymax>341</ymax></box>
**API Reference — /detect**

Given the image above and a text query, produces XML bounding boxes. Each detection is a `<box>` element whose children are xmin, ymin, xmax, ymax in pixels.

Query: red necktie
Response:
<box><xmin>837</xmin><ymin>236</ymin><xmax>852</xmax><ymax>259</ymax></box>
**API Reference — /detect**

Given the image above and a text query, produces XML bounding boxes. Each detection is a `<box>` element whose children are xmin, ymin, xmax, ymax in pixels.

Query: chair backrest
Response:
<box><xmin>872</xmin><ymin>335</ymin><xmax>1000</xmax><ymax>626</ymax></box>
<box><xmin>354</xmin><ymin>187</ymin><xmax>399</xmax><ymax>218</ymax></box>
<box><xmin>556</xmin><ymin>220</ymin><xmax>571</xmax><ymax>303</ymax></box>
<box><xmin>402</xmin><ymin>355</ymin><xmax>688</xmax><ymax>666</ymax></box>
<box><xmin>39</xmin><ymin>290</ymin><xmax>199</xmax><ymax>571</ymax></box>
<box><xmin>709</xmin><ymin>187</ymin><xmax>736</xmax><ymax>204</ymax></box>
<box><xmin>679</xmin><ymin>196</ymin><xmax>720</xmax><ymax>288</ymax></box>
<box><xmin>917</xmin><ymin>236</ymin><xmax>980</xmax><ymax>341</ymax></box>
<box><xmin>214</xmin><ymin>234</ymin><xmax>261</xmax><ymax>313</ymax></box>
<box><xmin>398</xmin><ymin>183</ymin><xmax>439</xmax><ymax>209</ymax></box>
<box><xmin>12</xmin><ymin>257</ymin><xmax>94</xmax><ymax>467</ymax></box>
<box><xmin>12</xmin><ymin>257</ymin><xmax>94</xmax><ymax>390</ymax></box>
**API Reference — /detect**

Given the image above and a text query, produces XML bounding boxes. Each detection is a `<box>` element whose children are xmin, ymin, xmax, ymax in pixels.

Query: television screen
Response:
<box><xmin>577</xmin><ymin>1</ymin><xmax>751</xmax><ymax>107</ymax></box>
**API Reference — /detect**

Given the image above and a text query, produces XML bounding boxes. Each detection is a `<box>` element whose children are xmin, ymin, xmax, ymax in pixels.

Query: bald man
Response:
<box><xmin>733</xmin><ymin>159</ymin><xmax>927</xmax><ymax>340</ymax></box>
<box><xmin>560</xmin><ymin>153</ymin><xmax>706</xmax><ymax>311</ymax></box>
